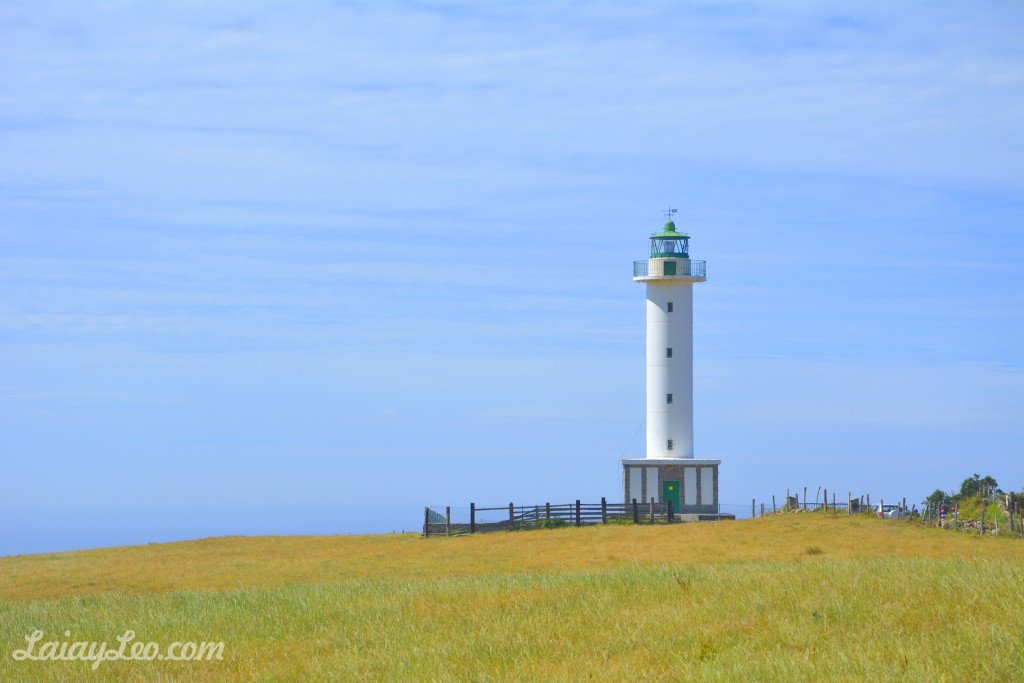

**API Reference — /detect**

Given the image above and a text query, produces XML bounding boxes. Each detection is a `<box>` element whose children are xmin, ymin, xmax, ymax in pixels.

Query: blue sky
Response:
<box><xmin>2</xmin><ymin>1</ymin><xmax>1022</xmax><ymax>555</ymax></box>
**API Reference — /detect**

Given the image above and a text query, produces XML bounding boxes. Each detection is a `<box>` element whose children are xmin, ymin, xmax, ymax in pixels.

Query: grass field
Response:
<box><xmin>2</xmin><ymin>513</ymin><xmax>1022</xmax><ymax>680</ymax></box>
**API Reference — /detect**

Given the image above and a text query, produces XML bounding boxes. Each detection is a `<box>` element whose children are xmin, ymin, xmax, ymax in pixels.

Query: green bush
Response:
<box><xmin>539</xmin><ymin>518</ymin><xmax>568</xmax><ymax>529</ymax></box>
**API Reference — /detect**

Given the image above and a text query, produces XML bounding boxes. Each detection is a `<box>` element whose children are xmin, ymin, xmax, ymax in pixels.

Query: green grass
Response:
<box><xmin>2</xmin><ymin>516</ymin><xmax>1023</xmax><ymax>681</ymax></box>
<box><xmin>931</xmin><ymin>495</ymin><xmax>1021</xmax><ymax>536</ymax></box>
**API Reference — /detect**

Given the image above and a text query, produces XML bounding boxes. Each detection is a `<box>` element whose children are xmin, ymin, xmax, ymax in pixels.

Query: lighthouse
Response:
<box><xmin>621</xmin><ymin>211</ymin><xmax>720</xmax><ymax>513</ymax></box>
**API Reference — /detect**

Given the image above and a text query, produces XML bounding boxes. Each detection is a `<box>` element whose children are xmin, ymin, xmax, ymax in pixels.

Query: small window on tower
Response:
<box><xmin>666</xmin><ymin>393</ymin><xmax>673</xmax><ymax>404</ymax></box>
<box><xmin>667</xmin><ymin>302</ymin><xmax>674</xmax><ymax>312</ymax></box>
<box><xmin>666</xmin><ymin>348</ymin><xmax>673</xmax><ymax>358</ymax></box>
<box><xmin>667</xmin><ymin>439</ymin><xmax>674</xmax><ymax>450</ymax></box>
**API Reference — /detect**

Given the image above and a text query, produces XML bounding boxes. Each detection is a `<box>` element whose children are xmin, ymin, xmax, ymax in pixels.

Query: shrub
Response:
<box><xmin>539</xmin><ymin>518</ymin><xmax>568</xmax><ymax>529</ymax></box>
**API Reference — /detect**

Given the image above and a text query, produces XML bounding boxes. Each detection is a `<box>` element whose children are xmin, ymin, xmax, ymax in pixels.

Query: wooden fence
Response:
<box><xmin>423</xmin><ymin>498</ymin><xmax>733</xmax><ymax>536</ymax></box>
<box><xmin>749</xmin><ymin>488</ymin><xmax>910</xmax><ymax>517</ymax></box>
<box><xmin>751</xmin><ymin>487</ymin><xmax>1024</xmax><ymax>538</ymax></box>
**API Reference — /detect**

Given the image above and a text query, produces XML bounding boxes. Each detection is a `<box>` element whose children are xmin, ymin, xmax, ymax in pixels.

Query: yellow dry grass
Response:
<box><xmin>4</xmin><ymin>513</ymin><xmax>1020</xmax><ymax>601</ymax></box>
<box><xmin>1</xmin><ymin>514</ymin><xmax>1022</xmax><ymax>681</ymax></box>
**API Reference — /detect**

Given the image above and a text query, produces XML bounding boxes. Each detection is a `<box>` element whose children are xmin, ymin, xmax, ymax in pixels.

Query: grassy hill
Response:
<box><xmin>2</xmin><ymin>514</ymin><xmax>1022</xmax><ymax>680</ymax></box>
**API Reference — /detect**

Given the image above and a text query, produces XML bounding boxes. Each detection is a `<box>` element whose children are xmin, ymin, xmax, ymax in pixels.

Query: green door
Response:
<box><xmin>663</xmin><ymin>261</ymin><xmax>677</xmax><ymax>276</ymax></box>
<box><xmin>662</xmin><ymin>481</ymin><xmax>680</xmax><ymax>508</ymax></box>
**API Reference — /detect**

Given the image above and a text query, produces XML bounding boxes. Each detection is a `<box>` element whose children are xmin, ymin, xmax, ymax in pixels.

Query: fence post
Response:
<box><xmin>804</xmin><ymin>487</ymin><xmax>808</xmax><ymax>511</ymax></box>
<box><xmin>980</xmin><ymin>507</ymin><xmax>985</xmax><ymax>535</ymax></box>
<box><xmin>445</xmin><ymin>506</ymin><xmax>451</xmax><ymax>537</ymax></box>
<box><xmin>668</xmin><ymin>499</ymin><xmax>674</xmax><ymax>523</ymax></box>
<box><xmin>772</xmin><ymin>495</ymin><xmax>777</xmax><ymax>513</ymax></box>
<box><xmin>752</xmin><ymin>499</ymin><xmax>756</xmax><ymax>518</ymax></box>
<box><xmin>632</xmin><ymin>498</ymin><xmax>639</xmax><ymax>524</ymax></box>
<box><xmin>650</xmin><ymin>498</ymin><xmax>655</xmax><ymax>524</ymax></box>
<box><xmin>470</xmin><ymin>503</ymin><xmax>476</xmax><ymax>533</ymax></box>
<box><xmin>761</xmin><ymin>503</ymin><xmax>765</xmax><ymax>517</ymax></box>
<box><xmin>424</xmin><ymin>507</ymin><xmax>430</xmax><ymax>537</ymax></box>
<box><xmin>880</xmin><ymin>500</ymin><xmax>884</xmax><ymax>519</ymax></box>
<box><xmin>601</xmin><ymin>497</ymin><xmax>607</xmax><ymax>524</ymax></box>
<box><xmin>576</xmin><ymin>500</ymin><xmax>582</xmax><ymax>527</ymax></box>
<box><xmin>509</xmin><ymin>502</ymin><xmax>514</xmax><ymax>528</ymax></box>
<box><xmin>545</xmin><ymin>502</ymin><xmax>551</xmax><ymax>520</ymax></box>
<box><xmin>847</xmin><ymin>492</ymin><xmax>851</xmax><ymax>516</ymax></box>
<box><xmin>824</xmin><ymin>489</ymin><xmax>828</xmax><ymax>511</ymax></box>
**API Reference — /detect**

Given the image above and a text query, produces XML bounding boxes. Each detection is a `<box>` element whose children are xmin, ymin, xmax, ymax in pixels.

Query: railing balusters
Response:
<box><xmin>633</xmin><ymin>259</ymin><xmax>706</xmax><ymax>278</ymax></box>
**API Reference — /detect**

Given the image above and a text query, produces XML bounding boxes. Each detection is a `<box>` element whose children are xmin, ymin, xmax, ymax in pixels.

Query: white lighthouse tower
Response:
<box><xmin>621</xmin><ymin>210</ymin><xmax>721</xmax><ymax>513</ymax></box>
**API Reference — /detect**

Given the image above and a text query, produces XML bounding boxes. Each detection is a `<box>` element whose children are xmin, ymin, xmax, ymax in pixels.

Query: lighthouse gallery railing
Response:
<box><xmin>633</xmin><ymin>259</ymin><xmax>706</xmax><ymax>278</ymax></box>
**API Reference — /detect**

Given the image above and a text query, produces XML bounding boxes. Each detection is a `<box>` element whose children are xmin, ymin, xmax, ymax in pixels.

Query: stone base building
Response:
<box><xmin>622</xmin><ymin>458</ymin><xmax>720</xmax><ymax>513</ymax></box>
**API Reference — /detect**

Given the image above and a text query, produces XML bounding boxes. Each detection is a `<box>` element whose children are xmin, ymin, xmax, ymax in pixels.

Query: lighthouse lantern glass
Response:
<box><xmin>650</xmin><ymin>236</ymin><xmax>689</xmax><ymax>258</ymax></box>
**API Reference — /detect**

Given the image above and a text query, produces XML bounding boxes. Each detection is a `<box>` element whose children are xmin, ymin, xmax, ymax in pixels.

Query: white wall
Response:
<box><xmin>700</xmin><ymin>467</ymin><xmax>714</xmax><ymax>505</ymax></box>
<box><xmin>628</xmin><ymin>467</ymin><xmax>642</xmax><ymax>503</ymax></box>
<box><xmin>684</xmin><ymin>467</ymin><xmax>698</xmax><ymax>504</ymax></box>
<box><xmin>645</xmin><ymin>277</ymin><xmax>695</xmax><ymax>459</ymax></box>
<box><xmin>646</xmin><ymin>467</ymin><xmax>659</xmax><ymax>502</ymax></box>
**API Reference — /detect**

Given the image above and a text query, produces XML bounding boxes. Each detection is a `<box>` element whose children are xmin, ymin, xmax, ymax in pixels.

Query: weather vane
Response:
<box><xmin>662</xmin><ymin>207</ymin><xmax>678</xmax><ymax>221</ymax></box>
